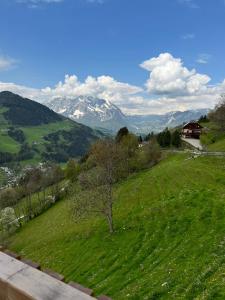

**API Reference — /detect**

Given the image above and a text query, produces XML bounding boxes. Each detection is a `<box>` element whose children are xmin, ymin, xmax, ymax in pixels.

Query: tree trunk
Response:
<box><xmin>106</xmin><ymin>214</ymin><xmax>113</xmax><ymax>233</ymax></box>
<box><xmin>106</xmin><ymin>205</ymin><xmax>114</xmax><ymax>233</ymax></box>
<box><xmin>105</xmin><ymin>182</ymin><xmax>114</xmax><ymax>233</ymax></box>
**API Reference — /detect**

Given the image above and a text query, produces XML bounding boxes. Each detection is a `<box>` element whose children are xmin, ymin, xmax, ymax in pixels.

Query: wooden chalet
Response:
<box><xmin>182</xmin><ymin>121</ymin><xmax>203</xmax><ymax>139</ymax></box>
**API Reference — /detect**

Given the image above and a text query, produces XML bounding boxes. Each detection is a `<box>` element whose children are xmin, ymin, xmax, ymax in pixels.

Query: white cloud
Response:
<box><xmin>42</xmin><ymin>74</ymin><xmax>143</xmax><ymax>106</ymax></box>
<box><xmin>0</xmin><ymin>56</ymin><xmax>17</xmax><ymax>71</ymax></box>
<box><xmin>0</xmin><ymin>52</ymin><xmax>224</xmax><ymax>115</ymax></box>
<box><xmin>196</xmin><ymin>53</ymin><xmax>211</xmax><ymax>64</ymax></box>
<box><xmin>140</xmin><ymin>53</ymin><xmax>210</xmax><ymax>96</ymax></box>
<box><xmin>0</xmin><ymin>81</ymin><xmax>43</xmax><ymax>100</ymax></box>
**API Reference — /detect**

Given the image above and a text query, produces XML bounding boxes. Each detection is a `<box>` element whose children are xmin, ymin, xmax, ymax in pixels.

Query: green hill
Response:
<box><xmin>0</xmin><ymin>91</ymin><xmax>102</xmax><ymax>165</ymax></box>
<box><xmin>9</xmin><ymin>153</ymin><xmax>225</xmax><ymax>299</ymax></box>
<box><xmin>200</xmin><ymin>121</ymin><xmax>225</xmax><ymax>152</ymax></box>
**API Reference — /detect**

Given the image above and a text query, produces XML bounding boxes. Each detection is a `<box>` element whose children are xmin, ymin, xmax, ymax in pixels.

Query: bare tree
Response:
<box><xmin>72</xmin><ymin>168</ymin><xmax>113</xmax><ymax>232</ymax></box>
<box><xmin>72</xmin><ymin>140</ymin><xmax>125</xmax><ymax>233</ymax></box>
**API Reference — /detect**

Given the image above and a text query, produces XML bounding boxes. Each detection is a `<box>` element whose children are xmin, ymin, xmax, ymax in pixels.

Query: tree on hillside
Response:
<box><xmin>209</xmin><ymin>94</ymin><xmax>225</xmax><ymax>130</ymax></box>
<box><xmin>72</xmin><ymin>139</ymin><xmax>126</xmax><ymax>233</ymax></box>
<box><xmin>115</xmin><ymin>127</ymin><xmax>129</xmax><ymax>143</ymax></box>
<box><xmin>120</xmin><ymin>133</ymin><xmax>139</xmax><ymax>158</ymax></box>
<box><xmin>65</xmin><ymin>159</ymin><xmax>80</xmax><ymax>182</ymax></box>
<box><xmin>171</xmin><ymin>130</ymin><xmax>182</xmax><ymax>148</ymax></box>
<box><xmin>73</xmin><ymin>168</ymin><xmax>115</xmax><ymax>233</ymax></box>
<box><xmin>144</xmin><ymin>139</ymin><xmax>162</xmax><ymax>166</ymax></box>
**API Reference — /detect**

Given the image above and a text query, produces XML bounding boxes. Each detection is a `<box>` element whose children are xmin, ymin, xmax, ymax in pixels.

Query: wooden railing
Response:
<box><xmin>0</xmin><ymin>248</ymin><xmax>111</xmax><ymax>300</ymax></box>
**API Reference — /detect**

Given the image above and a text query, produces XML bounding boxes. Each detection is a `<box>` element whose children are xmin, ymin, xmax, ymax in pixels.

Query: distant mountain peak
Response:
<box><xmin>47</xmin><ymin>96</ymin><xmax>126</xmax><ymax>132</ymax></box>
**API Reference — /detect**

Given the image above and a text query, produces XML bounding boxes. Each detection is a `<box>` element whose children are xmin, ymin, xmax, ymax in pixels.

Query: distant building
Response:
<box><xmin>182</xmin><ymin>121</ymin><xmax>203</xmax><ymax>139</ymax></box>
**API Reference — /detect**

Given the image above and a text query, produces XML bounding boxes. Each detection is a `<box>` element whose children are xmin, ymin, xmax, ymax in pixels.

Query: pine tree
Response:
<box><xmin>171</xmin><ymin>130</ymin><xmax>181</xmax><ymax>148</ymax></box>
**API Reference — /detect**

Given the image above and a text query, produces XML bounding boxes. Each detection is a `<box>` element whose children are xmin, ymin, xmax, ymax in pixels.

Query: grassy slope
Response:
<box><xmin>0</xmin><ymin>108</ymin><xmax>74</xmax><ymax>154</ymax></box>
<box><xmin>200</xmin><ymin>122</ymin><xmax>225</xmax><ymax>152</ymax></box>
<box><xmin>20</xmin><ymin>119</ymin><xmax>75</xmax><ymax>163</ymax></box>
<box><xmin>10</xmin><ymin>154</ymin><xmax>225</xmax><ymax>299</ymax></box>
<box><xmin>207</xmin><ymin>139</ymin><xmax>225</xmax><ymax>152</ymax></box>
<box><xmin>21</xmin><ymin>119</ymin><xmax>73</xmax><ymax>145</ymax></box>
<box><xmin>0</xmin><ymin>105</ymin><xmax>82</xmax><ymax>164</ymax></box>
<box><xmin>0</xmin><ymin>107</ymin><xmax>21</xmax><ymax>153</ymax></box>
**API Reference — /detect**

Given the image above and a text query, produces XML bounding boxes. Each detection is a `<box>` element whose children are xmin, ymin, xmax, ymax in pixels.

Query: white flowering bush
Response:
<box><xmin>0</xmin><ymin>207</ymin><xmax>19</xmax><ymax>233</ymax></box>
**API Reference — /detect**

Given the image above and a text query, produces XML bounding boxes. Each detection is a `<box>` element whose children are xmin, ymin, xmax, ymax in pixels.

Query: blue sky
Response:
<box><xmin>0</xmin><ymin>0</ymin><xmax>225</xmax><ymax>114</ymax></box>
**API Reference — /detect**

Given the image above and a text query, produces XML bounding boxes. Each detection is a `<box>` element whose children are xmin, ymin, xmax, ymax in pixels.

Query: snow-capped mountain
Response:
<box><xmin>47</xmin><ymin>96</ymin><xmax>127</xmax><ymax>132</ymax></box>
<box><xmin>47</xmin><ymin>96</ymin><xmax>209</xmax><ymax>134</ymax></box>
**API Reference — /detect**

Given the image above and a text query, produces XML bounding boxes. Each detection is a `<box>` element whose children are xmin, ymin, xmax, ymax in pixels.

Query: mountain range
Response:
<box><xmin>47</xmin><ymin>96</ymin><xmax>209</xmax><ymax>134</ymax></box>
<box><xmin>47</xmin><ymin>96</ymin><xmax>126</xmax><ymax>133</ymax></box>
<box><xmin>0</xmin><ymin>91</ymin><xmax>102</xmax><ymax>165</ymax></box>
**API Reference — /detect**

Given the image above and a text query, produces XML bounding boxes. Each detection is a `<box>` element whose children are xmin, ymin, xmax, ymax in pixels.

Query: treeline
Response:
<box><xmin>145</xmin><ymin>129</ymin><xmax>182</xmax><ymax>148</ymax></box>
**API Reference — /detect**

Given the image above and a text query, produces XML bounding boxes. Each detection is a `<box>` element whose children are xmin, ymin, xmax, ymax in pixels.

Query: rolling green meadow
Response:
<box><xmin>9</xmin><ymin>153</ymin><xmax>225</xmax><ymax>299</ymax></box>
<box><xmin>0</xmin><ymin>92</ymin><xmax>102</xmax><ymax>164</ymax></box>
<box><xmin>200</xmin><ymin>122</ymin><xmax>225</xmax><ymax>152</ymax></box>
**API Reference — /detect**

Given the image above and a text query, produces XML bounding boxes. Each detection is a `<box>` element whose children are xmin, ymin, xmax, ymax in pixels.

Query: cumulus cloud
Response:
<box><xmin>0</xmin><ymin>52</ymin><xmax>224</xmax><ymax>115</ymax></box>
<box><xmin>42</xmin><ymin>74</ymin><xmax>143</xmax><ymax>106</ymax></box>
<box><xmin>0</xmin><ymin>81</ymin><xmax>44</xmax><ymax>100</ymax></box>
<box><xmin>0</xmin><ymin>56</ymin><xmax>17</xmax><ymax>71</ymax></box>
<box><xmin>140</xmin><ymin>53</ymin><xmax>211</xmax><ymax>96</ymax></box>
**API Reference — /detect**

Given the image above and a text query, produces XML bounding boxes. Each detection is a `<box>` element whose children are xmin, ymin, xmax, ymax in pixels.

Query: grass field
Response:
<box><xmin>9</xmin><ymin>153</ymin><xmax>225</xmax><ymax>299</ymax></box>
<box><xmin>0</xmin><ymin>107</ymin><xmax>21</xmax><ymax>153</ymax></box>
<box><xmin>0</xmin><ymin>133</ymin><xmax>21</xmax><ymax>153</ymax></box>
<box><xmin>207</xmin><ymin>139</ymin><xmax>225</xmax><ymax>152</ymax></box>
<box><xmin>21</xmin><ymin>119</ymin><xmax>74</xmax><ymax>146</ymax></box>
<box><xmin>0</xmin><ymin>119</ymin><xmax>74</xmax><ymax>154</ymax></box>
<box><xmin>200</xmin><ymin>122</ymin><xmax>225</xmax><ymax>152</ymax></box>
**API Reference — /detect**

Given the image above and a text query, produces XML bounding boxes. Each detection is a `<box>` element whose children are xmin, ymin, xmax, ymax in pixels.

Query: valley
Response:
<box><xmin>8</xmin><ymin>153</ymin><xmax>225</xmax><ymax>299</ymax></box>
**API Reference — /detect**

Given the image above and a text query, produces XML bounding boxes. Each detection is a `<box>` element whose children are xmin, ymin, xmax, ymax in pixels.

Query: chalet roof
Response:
<box><xmin>182</xmin><ymin>121</ymin><xmax>203</xmax><ymax>129</ymax></box>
